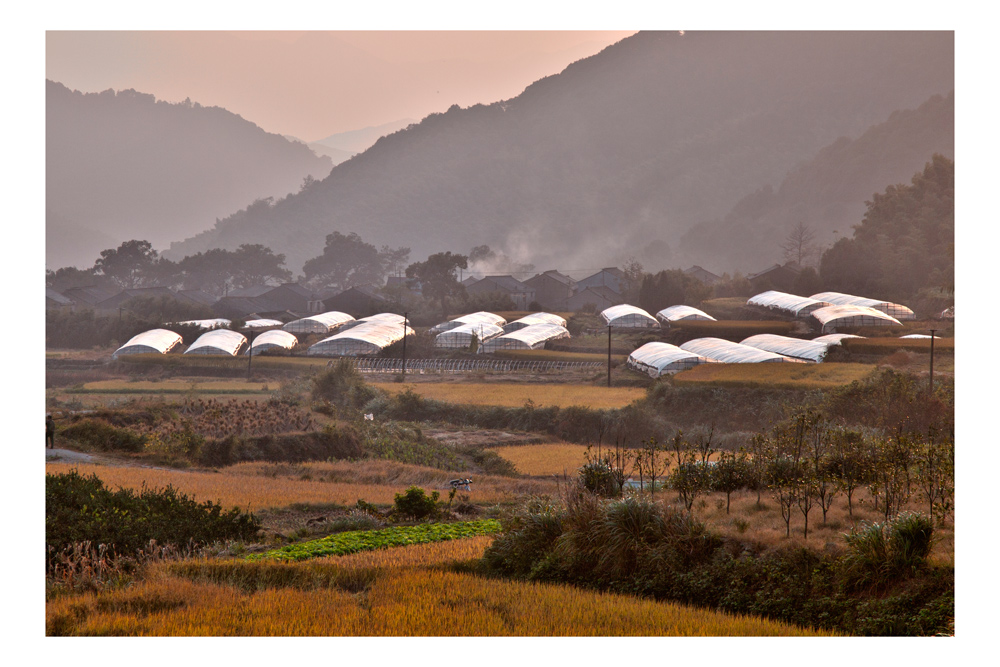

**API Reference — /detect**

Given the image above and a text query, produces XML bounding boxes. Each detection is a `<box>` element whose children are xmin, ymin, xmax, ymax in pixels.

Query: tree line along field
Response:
<box><xmin>44</xmin><ymin>337</ymin><xmax>954</xmax><ymax>636</ymax></box>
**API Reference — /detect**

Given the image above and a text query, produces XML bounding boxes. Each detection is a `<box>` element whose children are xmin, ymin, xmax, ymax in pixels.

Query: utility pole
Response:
<box><xmin>246</xmin><ymin>328</ymin><xmax>256</xmax><ymax>382</ymax></box>
<box><xmin>402</xmin><ymin>312</ymin><xmax>408</xmax><ymax>376</ymax></box>
<box><xmin>607</xmin><ymin>324</ymin><xmax>612</xmax><ymax>388</ymax></box>
<box><xmin>928</xmin><ymin>328</ymin><xmax>937</xmax><ymax>396</ymax></box>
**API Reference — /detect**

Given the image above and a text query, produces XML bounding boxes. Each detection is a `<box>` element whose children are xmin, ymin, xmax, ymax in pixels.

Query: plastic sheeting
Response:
<box><xmin>812</xmin><ymin>333</ymin><xmax>864</xmax><ymax>346</ymax></box>
<box><xmin>184</xmin><ymin>329</ymin><xmax>247</xmax><ymax>356</ymax></box>
<box><xmin>434</xmin><ymin>322</ymin><xmax>504</xmax><ymax>349</ymax></box>
<box><xmin>747</xmin><ymin>291</ymin><xmax>831</xmax><ymax>318</ymax></box>
<box><xmin>502</xmin><ymin>312</ymin><xmax>568</xmax><ymax>333</ymax></box>
<box><xmin>809</xmin><ymin>305</ymin><xmax>902</xmax><ymax>333</ymax></box>
<box><xmin>600</xmin><ymin>304</ymin><xmax>660</xmax><ymax>328</ymax></box>
<box><xmin>283</xmin><ymin>311</ymin><xmax>355</xmax><ymax>334</ymax></box>
<box><xmin>810</xmin><ymin>291</ymin><xmax>915</xmax><ymax>320</ymax></box>
<box><xmin>680</xmin><ymin>337</ymin><xmax>806</xmax><ymax>363</ymax></box>
<box><xmin>429</xmin><ymin>311</ymin><xmax>507</xmax><ymax>335</ymax></box>
<box><xmin>308</xmin><ymin>321</ymin><xmax>414</xmax><ymax>356</ymax></box>
<box><xmin>245</xmin><ymin>318</ymin><xmax>285</xmax><ymax>329</ymax></box>
<box><xmin>112</xmin><ymin>329</ymin><xmax>183</xmax><ymax>358</ymax></box>
<box><xmin>480</xmin><ymin>323</ymin><xmax>571</xmax><ymax>352</ymax></box>
<box><xmin>245</xmin><ymin>330</ymin><xmax>299</xmax><ymax>356</ymax></box>
<box><xmin>627</xmin><ymin>342</ymin><xmax>715</xmax><ymax>377</ymax></box>
<box><xmin>740</xmin><ymin>333</ymin><xmax>829</xmax><ymax>363</ymax></box>
<box><xmin>656</xmin><ymin>305</ymin><xmax>716</xmax><ymax>324</ymax></box>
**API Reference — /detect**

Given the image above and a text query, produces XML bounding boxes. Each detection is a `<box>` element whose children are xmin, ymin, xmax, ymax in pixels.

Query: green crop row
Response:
<box><xmin>248</xmin><ymin>519</ymin><xmax>502</xmax><ymax>562</ymax></box>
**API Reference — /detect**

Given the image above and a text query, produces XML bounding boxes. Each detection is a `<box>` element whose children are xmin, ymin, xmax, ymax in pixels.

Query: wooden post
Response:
<box><xmin>402</xmin><ymin>312</ymin><xmax>408</xmax><ymax>376</ymax></box>
<box><xmin>928</xmin><ymin>329</ymin><xmax>937</xmax><ymax>396</ymax></box>
<box><xmin>607</xmin><ymin>324</ymin><xmax>612</xmax><ymax>388</ymax></box>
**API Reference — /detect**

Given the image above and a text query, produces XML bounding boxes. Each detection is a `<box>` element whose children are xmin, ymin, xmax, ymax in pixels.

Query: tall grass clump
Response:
<box><xmin>841</xmin><ymin>512</ymin><xmax>935</xmax><ymax>593</ymax></box>
<box><xmin>311</xmin><ymin>359</ymin><xmax>380</xmax><ymax>411</ymax></box>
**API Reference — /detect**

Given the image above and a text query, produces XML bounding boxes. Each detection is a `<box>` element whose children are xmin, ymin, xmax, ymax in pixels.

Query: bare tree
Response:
<box><xmin>779</xmin><ymin>222</ymin><xmax>819</xmax><ymax>267</ymax></box>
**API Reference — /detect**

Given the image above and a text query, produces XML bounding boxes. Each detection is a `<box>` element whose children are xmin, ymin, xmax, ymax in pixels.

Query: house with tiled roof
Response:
<box><xmin>95</xmin><ymin>286</ymin><xmax>177</xmax><ymax>312</ymax></box>
<box><xmin>684</xmin><ymin>265</ymin><xmax>722</xmax><ymax>285</ymax></box>
<box><xmin>465</xmin><ymin>275</ymin><xmax>536</xmax><ymax>310</ymax></box>
<box><xmin>524</xmin><ymin>270</ymin><xmax>576</xmax><ymax>310</ymax></box>
<box><xmin>566</xmin><ymin>285</ymin><xmax>623</xmax><ymax>312</ymax></box>
<box><xmin>576</xmin><ymin>267</ymin><xmax>630</xmax><ymax>295</ymax></box>
<box><xmin>321</xmin><ymin>285</ymin><xmax>392</xmax><ymax>318</ymax></box>
<box><xmin>62</xmin><ymin>285</ymin><xmax>120</xmax><ymax>309</ymax></box>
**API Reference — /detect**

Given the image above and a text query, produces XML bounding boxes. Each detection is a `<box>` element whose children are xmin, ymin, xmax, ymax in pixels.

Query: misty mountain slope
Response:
<box><xmin>46</xmin><ymin>80</ymin><xmax>333</xmax><ymax>268</ymax></box>
<box><xmin>679</xmin><ymin>91</ymin><xmax>954</xmax><ymax>273</ymax></box>
<box><xmin>164</xmin><ymin>31</ymin><xmax>953</xmax><ymax>274</ymax></box>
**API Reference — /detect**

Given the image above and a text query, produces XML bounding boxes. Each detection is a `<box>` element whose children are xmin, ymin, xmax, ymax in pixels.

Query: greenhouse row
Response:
<box><xmin>434</xmin><ymin>322</ymin><xmax>505</xmax><ymax>349</ymax></box>
<box><xmin>479</xmin><ymin>323</ymin><xmax>571</xmax><ymax>352</ymax></box>
<box><xmin>746</xmin><ymin>291</ymin><xmax>832</xmax><ymax>318</ymax></box>
<box><xmin>679</xmin><ymin>337</ymin><xmax>806</xmax><ymax>364</ymax></box>
<box><xmin>600</xmin><ymin>304</ymin><xmax>660</xmax><ymax>328</ymax></box>
<box><xmin>307</xmin><ymin>314</ymin><xmax>414</xmax><ymax>356</ymax></box>
<box><xmin>503</xmin><ymin>312</ymin><xmax>567</xmax><ymax>332</ymax></box>
<box><xmin>245</xmin><ymin>330</ymin><xmax>299</xmax><ymax>356</ymax></box>
<box><xmin>656</xmin><ymin>305</ymin><xmax>716</xmax><ymax>325</ymax></box>
<box><xmin>809</xmin><ymin>305</ymin><xmax>902</xmax><ymax>333</ymax></box>
<box><xmin>627</xmin><ymin>342</ymin><xmax>716</xmax><ymax>377</ymax></box>
<box><xmin>282</xmin><ymin>311</ymin><xmax>355</xmax><ymax>334</ymax></box>
<box><xmin>429</xmin><ymin>311</ymin><xmax>506</xmax><ymax>335</ymax></box>
<box><xmin>810</xmin><ymin>291</ymin><xmax>915</xmax><ymax>320</ymax></box>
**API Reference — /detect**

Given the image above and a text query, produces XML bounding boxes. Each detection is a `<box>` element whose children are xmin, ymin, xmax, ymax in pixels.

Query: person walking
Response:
<box><xmin>46</xmin><ymin>414</ymin><xmax>55</xmax><ymax>449</ymax></box>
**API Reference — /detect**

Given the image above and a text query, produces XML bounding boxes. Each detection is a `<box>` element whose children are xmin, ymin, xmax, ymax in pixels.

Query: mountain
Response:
<box><xmin>309</xmin><ymin>118</ymin><xmax>416</xmax><ymax>154</ymax></box>
<box><xmin>46</xmin><ymin>80</ymin><xmax>333</xmax><ymax>269</ymax></box>
<box><xmin>679</xmin><ymin>91</ymin><xmax>955</xmax><ymax>274</ymax></box>
<box><xmin>163</xmin><ymin>31</ymin><xmax>954</xmax><ymax>276</ymax></box>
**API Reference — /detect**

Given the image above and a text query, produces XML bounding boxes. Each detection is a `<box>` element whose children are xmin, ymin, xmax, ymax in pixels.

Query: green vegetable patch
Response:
<box><xmin>248</xmin><ymin>519</ymin><xmax>502</xmax><ymax>562</ymax></box>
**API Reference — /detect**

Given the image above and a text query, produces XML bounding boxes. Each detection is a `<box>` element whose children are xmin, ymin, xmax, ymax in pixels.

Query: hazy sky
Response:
<box><xmin>46</xmin><ymin>31</ymin><xmax>637</xmax><ymax>140</ymax></box>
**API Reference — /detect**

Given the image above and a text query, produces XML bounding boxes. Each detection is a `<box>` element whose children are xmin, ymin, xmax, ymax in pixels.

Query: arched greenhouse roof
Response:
<box><xmin>245</xmin><ymin>318</ymin><xmax>285</xmax><ymax>329</ymax></box>
<box><xmin>245</xmin><ymin>330</ymin><xmax>299</xmax><ymax>356</ymax></box>
<box><xmin>184</xmin><ymin>329</ymin><xmax>247</xmax><ymax>356</ymax></box>
<box><xmin>627</xmin><ymin>342</ymin><xmax>715</xmax><ymax>377</ymax></box>
<box><xmin>429</xmin><ymin>311</ymin><xmax>507</xmax><ymax>335</ymax></box>
<box><xmin>434</xmin><ymin>322</ymin><xmax>504</xmax><ymax>349</ymax></box>
<box><xmin>600</xmin><ymin>304</ymin><xmax>660</xmax><ymax>328</ymax></box>
<box><xmin>502</xmin><ymin>312</ymin><xmax>567</xmax><ymax>333</ymax></box>
<box><xmin>480</xmin><ymin>323</ymin><xmax>570</xmax><ymax>352</ymax></box>
<box><xmin>810</xmin><ymin>292</ymin><xmax>915</xmax><ymax>320</ymax></box>
<box><xmin>747</xmin><ymin>291</ymin><xmax>831</xmax><ymax>317</ymax></box>
<box><xmin>307</xmin><ymin>321</ymin><xmax>414</xmax><ymax>356</ymax></box>
<box><xmin>656</xmin><ymin>305</ymin><xmax>716</xmax><ymax>324</ymax></box>
<box><xmin>812</xmin><ymin>333</ymin><xmax>865</xmax><ymax>346</ymax></box>
<box><xmin>112</xmin><ymin>328</ymin><xmax>183</xmax><ymax>358</ymax></box>
<box><xmin>740</xmin><ymin>333</ymin><xmax>830</xmax><ymax>363</ymax></box>
<box><xmin>680</xmin><ymin>337</ymin><xmax>805</xmax><ymax>364</ymax></box>
<box><xmin>283</xmin><ymin>311</ymin><xmax>355</xmax><ymax>334</ymax></box>
<box><xmin>809</xmin><ymin>305</ymin><xmax>902</xmax><ymax>333</ymax></box>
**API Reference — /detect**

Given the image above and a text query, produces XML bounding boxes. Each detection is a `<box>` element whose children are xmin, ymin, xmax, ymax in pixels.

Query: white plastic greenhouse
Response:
<box><xmin>740</xmin><ymin>334</ymin><xmax>830</xmax><ymax>363</ymax></box>
<box><xmin>434</xmin><ymin>322</ymin><xmax>504</xmax><ymax>349</ymax></box>
<box><xmin>307</xmin><ymin>320</ymin><xmax>415</xmax><ymax>356</ymax></box>
<box><xmin>283</xmin><ymin>311</ymin><xmax>355</xmax><ymax>334</ymax></box>
<box><xmin>812</xmin><ymin>333</ymin><xmax>865</xmax><ymax>346</ymax></box>
<box><xmin>627</xmin><ymin>342</ymin><xmax>715</xmax><ymax>377</ymax></box>
<box><xmin>339</xmin><ymin>313</ymin><xmax>408</xmax><ymax>332</ymax></box>
<box><xmin>680</xmin><ymin>337</ymin><xmax>806</xmax><ymax>363</ymax></box>
<box><xmin>600</xmin><ymin>304</ymin><xmax>660</xmax><ymax>329</ymax></box>
<box><xmin>656</xmin><ymin>305</ymin><xmax>716</xmax><ymax>325</ymax></box>
<box><xmin>112</xmin><ymin>329</ymin><xmax>183</xmax><ymax>359</ymax></box>
<box><xmin>810</xmin><ymin>292</ymin><xmax>915</xmax><ymax>320</ymax></box>
<box><xmin>245</xmin><ymin>330</ymin><xmax>299</xmax><ymax>356</ymax></box>
<box><xmin>184</xmin><ymin>329</ymin><xmax>247</xmax><ymax>356</ymax></box>
<box><xmin>502</xmin><ymin>312</ymin><xmax>568</xmax><ymax>333</ymax></box>
<box><xmin>479</xmin><ymin>323</ymin><xmax>571</xmax><ymax>352</ymax></box>
<box><xmin>245</xmin><ymin>318</ymin><xmax>285</xmax><ymax>329</ymax></box>
<box><xmin>429</xmin><ymin>311</ymin><xmax>507</xmax><ymax>335</ymax></box>
<box><xmin>809</xmin><ymin>305</ymin><xmax>902</xmax><ymax>333</ymax></box>
<box><xmin>747</xmin><ymin>291</ymin><xmax>831</xmax><ymax>318</ymax></box>
<box><xmin>169</xmin><ymin>318</ymin><xmax>232</xmax><ymax>330</ymax></box>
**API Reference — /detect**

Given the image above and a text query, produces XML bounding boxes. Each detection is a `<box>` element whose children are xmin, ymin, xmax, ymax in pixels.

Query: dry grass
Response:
<box><xmin>373</xmin><ymin>381</ymin><xmax>645</xmax><ymax>409</ymax></box>
<box><xmin>46</xmin><ymin>537</ymin><xmax>832</xmax><ymax>636</ymax></box>
<box><xmin>493</xmin><ymin>443</ymin><xmax>593</xmax><ymax>477</ymax></box>
<box><xmin>843</xmin><ymin>337</ymin><xmax>954</xmax><ymax>354</ymax></box>
<box><xmin>492</xmin><ymin>349</ymin><xmax>621</xmax><ymax>363</ymax></box>
<box><xmin>72</xmin><ymin>379</ymin><xmax>273</xmax><ymax>394</ymax></box>
<box><xmin>45</xmin><ymin>460</ymin><xmax>559</xmax><ymax>511</ymax></box>
<box><xmin>672</xmin><ymin>362</ymin><xmax>874</xmax><ymax>389</ymax></box>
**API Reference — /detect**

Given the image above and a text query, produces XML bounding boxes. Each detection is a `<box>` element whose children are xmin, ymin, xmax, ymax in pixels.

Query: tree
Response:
<box><xmin>379</xmin><ymin>245</ymin><xmax>411</xmax><ymax>278</ymax></box>
<box><xmin>92</xmin><ymin>240</ymin><xmax>159</xmax><ymax>289</ymax></box>
<box><xmin>405</xmin><ymin>252</ymin><xmax>468</xmax><ymax>318</ymax></box>
<box><xmin>302</xmin><ymin>232</ymin><xmax>385</xmax><ymax>292</ymax></box>
<box><xmin>637</xmin><ymin>269</ymin><xmax>712</xmax><ymax>314</ymax></box>
<box><xmin>229</xmin><ymin>244</ymin><xmax>293</xmax><ymax>288</ymax></box>
<box><xmin>178</xmin><ymin>248</ymin><xmax>238</xmax><ymax>297</ymax></box>
<box><xmin>779</xmin><ymin>222</ymin><xmax>819</xmax><ymax>267</ymax></box>
<box><xmin>466</xmin><ymin>245</ymin><xmax>534</xmax><ymax>279</ymax></box>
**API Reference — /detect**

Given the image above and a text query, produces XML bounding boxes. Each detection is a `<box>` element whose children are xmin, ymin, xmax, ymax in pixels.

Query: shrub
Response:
<box><xmin>578</xmin><ymin>459</ymin><xmax>622</xmax><ymax>498</ymax></box>
<box><xmin>393</xmin><ymin>486</ymin><xmax>440</xmax><ymax>521</ymax></box>
<box><xmin>840</xmin><ymin>512</ymin><xmax>935</xmax><ymax>593</ymax></box>
<box><xmin>58</xmin><ymin>419</ymin><xmax>147</xmax><ymax>453</ymax></box>
<box><xmin>46</xmin><ymin>470</ymin><xmax>260</xmax><ymax>569</ymax></box>
<box><xmin>311</xmin><ymin>360</ymin><xmax>379</xmax><ymax>411</ymax></box>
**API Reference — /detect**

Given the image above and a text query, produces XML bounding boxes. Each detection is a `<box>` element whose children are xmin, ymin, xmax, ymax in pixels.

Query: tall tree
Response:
<box><xmin>92</xmin><ymin>240</ymin><xmax>159</xmax><ymax>289</ymax></box>
<box><xmin>779</xmin><ymin>222</ymin><xmax>819</xmax><ymax>267</ymax></box>
<box><xmin>406</xmin><ymin>252</ymin><xmax>468</xmax><ymax>318</ymax></box>
<box><xmin>178</xmin><ymin>248</ymin><xmax>237</xmax><ymax>297</ymax></box>
<box><xmin>302</xmin><ymin>232</ymin><xmax>385</xmax><ymax>292</ymax></box>
<box><xmin>230</xmin><ymin>244</ymin><xmax>293</xmax><ymax>288</ymax></box>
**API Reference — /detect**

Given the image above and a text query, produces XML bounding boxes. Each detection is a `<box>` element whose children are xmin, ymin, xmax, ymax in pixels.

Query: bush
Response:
<box><xmin>46</xmin><ymin>470</ymin><xmax>260</xmax><ymax>569</ymax></box>
<box><xmin>578</xmin><ymin>460</ymin><xmax>622</xmax><ymax>498</ymax></box>
<box><xmin>58</xmin><ymin>419</ymin><xmax>147</xmax><ymax>453</ymax></box>
<box><xmin>393</xmin><ymin>486</ymin><xmax>440</xmax><ymax>521</ymax></box>
<box><xmin>311</xmin><ymin>360</ymin><xmax>380</xmax><ymax>411</ymax></box>
<box><xmin>841</xmin><ymin>512</ymin><xmax>935</xmax><ymax>593</ymax></box>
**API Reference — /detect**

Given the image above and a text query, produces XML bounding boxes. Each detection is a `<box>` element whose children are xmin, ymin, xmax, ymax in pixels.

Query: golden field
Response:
<box><xmin>46</xmin><ymin>537</ymin><xmax>833</xmax><ymax>636</ymax></box>
<box><xmin>672</xmin><ymin>362</ymin><xmax>875</xmax><ymax>389</ymax></box>
<box><xmin>45</xmin><ymin>460</ymin><xmax>559</xmax><ymax>510</ymax></box>
<box><xmin>73</xmin><ymin>379</ymin><xmax>272</xmax><ymax>394</ymax></box>
<box><xmin>373</xmin><ymin>382</ymin><xmax>645</xmax><ymax>409</ymax></box>
<box><xmin>493</xmin><ymin>443</ymin><xmax>593</xmax><ymax>477</ymax></box>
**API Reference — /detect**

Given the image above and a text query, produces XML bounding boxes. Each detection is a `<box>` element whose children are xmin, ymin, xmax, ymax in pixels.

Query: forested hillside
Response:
<box><xmin>46</xmin><ymin>81</ymin><xmax>333</xmax><ymax>269</ymax></box>
<box><xmin>680</xmin><ymin>91</ymin><xmax>954</xmax><ymax>272</ymax></box>
<box><xmin>163</xmin><ymin>31</ymin><xmax>953</xmax><ymax>275</ymax></box>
